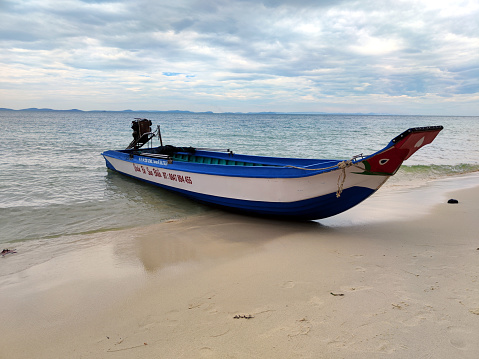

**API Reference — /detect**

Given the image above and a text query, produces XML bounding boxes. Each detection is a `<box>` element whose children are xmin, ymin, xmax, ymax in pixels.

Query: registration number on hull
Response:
<box><xmin>133</xmin><ymin>164</ymin><xmax>193</xmax><ymax>184</ymax></box>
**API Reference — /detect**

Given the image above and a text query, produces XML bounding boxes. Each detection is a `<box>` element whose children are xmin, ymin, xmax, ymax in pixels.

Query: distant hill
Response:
<box><xmin>0</xmin><ymin>108</ymin><xmax>391</xmax><ymax>115</ymax></box>
<box><xmin>0</xmin><ymin>107</ymin><xmax>83</xmax><ymax>112</ymax></box>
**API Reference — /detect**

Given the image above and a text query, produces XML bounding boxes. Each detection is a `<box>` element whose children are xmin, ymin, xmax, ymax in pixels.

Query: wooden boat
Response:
<box><xmin>102</xmin><ymin>119</ymin><xmax>443</xmax><ymax>220</ymax></box>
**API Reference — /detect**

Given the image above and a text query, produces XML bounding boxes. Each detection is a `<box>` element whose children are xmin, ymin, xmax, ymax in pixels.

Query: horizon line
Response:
<box><xmin>0</xmin><ymin>107</ymin><xmax>452</xmax><ymax>116</ymax></box>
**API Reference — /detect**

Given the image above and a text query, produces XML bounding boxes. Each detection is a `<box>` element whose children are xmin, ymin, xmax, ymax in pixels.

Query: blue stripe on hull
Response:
<box><xmin>109</xmin><ymin>166</ymin><xmax>375</xmax><ymax>220</ymax></box>
<box><xmin>189</xmin><ymin>186</ymin><xmax>376</xmax><ymax>220</ymax></box>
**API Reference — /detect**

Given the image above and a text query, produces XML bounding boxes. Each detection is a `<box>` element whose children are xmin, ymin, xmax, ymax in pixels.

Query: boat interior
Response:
<box><xmin>119</xmin><ymin>146</ymin><xmax>342</xmax><ymax>169</ymax></box>
<box><xmin>123</xmin><ymin>147</ymin><xmax>279</xmax><ymax>167</ymax></box>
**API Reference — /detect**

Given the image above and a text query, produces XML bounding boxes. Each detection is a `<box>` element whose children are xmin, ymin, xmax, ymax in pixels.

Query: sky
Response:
<box><xmin>1</xmin><ymin>0</ymin><xmax>478</xmax><ymax>115</ymax></box>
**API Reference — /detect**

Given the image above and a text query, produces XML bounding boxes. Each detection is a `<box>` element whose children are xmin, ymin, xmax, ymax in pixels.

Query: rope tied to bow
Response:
<box><xmin>336</xmin><ymin>160</ymin><xmax>353</xmax><ymax>198</ymax></box>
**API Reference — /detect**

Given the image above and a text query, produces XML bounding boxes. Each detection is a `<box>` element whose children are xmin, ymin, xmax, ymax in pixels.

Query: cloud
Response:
<box><xmin>0</xmin><ymin>0</ymin><xmax>478</xmax><ymax>114</ymax></box>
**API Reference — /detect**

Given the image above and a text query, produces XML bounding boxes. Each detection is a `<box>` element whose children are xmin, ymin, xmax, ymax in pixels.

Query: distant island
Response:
<box><xmin>0</xmin><ymin>108</ymin><xmax>212</xmax><ymax>113</ymax></box>
<box><xmin>0</xmin><ymin>108</ymin><xmax>388</xmax><ymax>115</ymax></box>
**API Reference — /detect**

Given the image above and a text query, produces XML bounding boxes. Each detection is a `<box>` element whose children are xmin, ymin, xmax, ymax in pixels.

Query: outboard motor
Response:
<box><xmin>126</xmin><ymin>118</ymin><xmax>154</xmax><ymax>149</ymax></box>
<box><xmin>131</xmin><ymin>118</ymin><xmax>152</xmax><ymax>141</ymax></box>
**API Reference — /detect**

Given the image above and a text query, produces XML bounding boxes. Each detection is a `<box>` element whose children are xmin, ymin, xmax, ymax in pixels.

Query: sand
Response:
<box><xmin>1</xmin><ymin>183</ymin><xmax>478</xmax><ymax>358</ymax></box>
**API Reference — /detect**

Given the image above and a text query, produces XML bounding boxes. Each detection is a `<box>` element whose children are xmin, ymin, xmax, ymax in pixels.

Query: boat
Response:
<box><xmin>102</xmin><ymin>119</ymin><xmax>443</xmax><ymax>220</ymax></box>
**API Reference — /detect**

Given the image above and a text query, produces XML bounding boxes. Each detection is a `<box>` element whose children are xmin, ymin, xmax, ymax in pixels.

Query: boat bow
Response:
<box><xmin>359</xmin><ymin>126</ymin><xmax>443</xmax><ymax>176</ymax></box>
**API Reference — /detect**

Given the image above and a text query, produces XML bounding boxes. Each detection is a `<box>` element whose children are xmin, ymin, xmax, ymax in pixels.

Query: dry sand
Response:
<box><xmin>1</xmin><ymin>184</ymin><xmax>478</xmax><ymax>358</ymax></box>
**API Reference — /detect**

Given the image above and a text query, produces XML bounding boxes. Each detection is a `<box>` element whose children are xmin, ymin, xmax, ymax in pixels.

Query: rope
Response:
<box><xmin>284</xmin><ymin>163</ymin><xmax>340</xmax><ymax>171</ymax></box>
<box><xmin>336</xmin><ymin>160</ymin><xmax>352</xmax><ymax>198</ymax></box>
<box><xmin>284</xmin><ymin>154</ymin><xmax>365</xmax><ymax>198</ymax></box>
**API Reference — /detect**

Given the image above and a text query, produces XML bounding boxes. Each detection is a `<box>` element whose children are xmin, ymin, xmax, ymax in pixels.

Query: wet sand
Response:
<box><xmin>1</xmin><ymin>183</ymin><xmax>478</xmax><ymax>358</ymax></box>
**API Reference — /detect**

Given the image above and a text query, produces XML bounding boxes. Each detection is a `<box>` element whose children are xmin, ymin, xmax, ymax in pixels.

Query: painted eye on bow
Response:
<box><xmin>414</xmin><ymin>136</ymin><xmax>425</xmax><ymax>148</ymax></box>
<box><xmin>379</xmin><ymin>159</ymin><xmax>389</xmax><ymax>165</ymax></box>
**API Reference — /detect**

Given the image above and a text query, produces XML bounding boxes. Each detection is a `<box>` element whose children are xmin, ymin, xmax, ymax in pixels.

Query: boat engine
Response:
<box><xmin>126</xmin><ymin>118</ymin><xmax>154</xmax><ymax>149</ymax></box>
<box><xmin>131</xmin><ymin>118</ymin><xmax>152</xmax><ymax>140</ymax></box>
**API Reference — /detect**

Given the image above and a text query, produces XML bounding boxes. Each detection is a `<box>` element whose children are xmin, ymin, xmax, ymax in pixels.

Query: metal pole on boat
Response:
<box><xmin>157</xmin><ymin>125</ymin><xmax>163</xmax><ymax>146</ymax></box>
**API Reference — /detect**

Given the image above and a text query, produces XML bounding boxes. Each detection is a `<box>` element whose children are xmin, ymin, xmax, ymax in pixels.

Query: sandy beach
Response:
<box><xmin>1</xmin><ymin>181</ymin><xmax>478</xmax><ymax>358</ymax></box>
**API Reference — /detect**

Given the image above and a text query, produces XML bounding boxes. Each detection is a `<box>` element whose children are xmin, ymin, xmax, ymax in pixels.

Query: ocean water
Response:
<box><xmin>1</xmin><ymin>111</ymin><xmax>478</xmax><ymax>246</ymax></box>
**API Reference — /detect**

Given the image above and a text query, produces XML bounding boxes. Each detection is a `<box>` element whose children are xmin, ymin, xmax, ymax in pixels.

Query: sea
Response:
<box><xmin>1</xmin><ymin>111</ymin><xmax>478</xmax><ymax>250</ymax></box>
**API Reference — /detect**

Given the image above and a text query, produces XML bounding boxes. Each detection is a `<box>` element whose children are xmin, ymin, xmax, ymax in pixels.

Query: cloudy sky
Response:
<box><xmin>1</xmin><ymin>0</ymin><xmax>478</xmax><ymax>114</ymax></box>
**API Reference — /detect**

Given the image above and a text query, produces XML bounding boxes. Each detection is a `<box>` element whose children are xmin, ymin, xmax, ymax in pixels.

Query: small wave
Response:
<box><xmin>399</xmin><ymin>163</ymin><xmax>479</xmax><ymax>177</ymax></box>
<box><xmin>387</xmin><ymin>163</ymin><xmax>479</xmax><ymax>190</ymax></box>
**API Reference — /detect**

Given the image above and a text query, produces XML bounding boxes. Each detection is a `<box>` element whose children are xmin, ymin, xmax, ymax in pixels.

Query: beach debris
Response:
<box><xmin>1</xmin><ymin>248</ymin><xmax>17</xmax><ymax>257</ymax></box>
<box><xmin>392</xmin><ymin>301</ymin><xmax>409</xmax><ymax>309</ymax></box>
<box><xmin>233</xmin><ymin>314</ymin><xmax>254</xmax><ymax>319</ymax></box>
<box><xmin>330</xmin><ymin>292</ymin><xmax>344</xmax><ymax>296</ymax></box>
<box><xmin>106</xmin><ymin>343</ymin><xmax>148</xmax><ymax>352</ymax></box>
<box><xmin>447</xmin><ymin>198</ymin><xmax>459</xmax><ymax>204</ymax></box>
<box><xmin>210</xmin><ymin>329</ymin><xmax>230</xmax><ymax>337</ymax></box>
<box><xmin>403</xmin><ymin>269</ymin><xmax>420</xmax><ymax>277</ymax></box>
<box><xmin>254</xmin><ymin>309</ymin><xmax>275</xmax><ymax>315</ymax></box>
